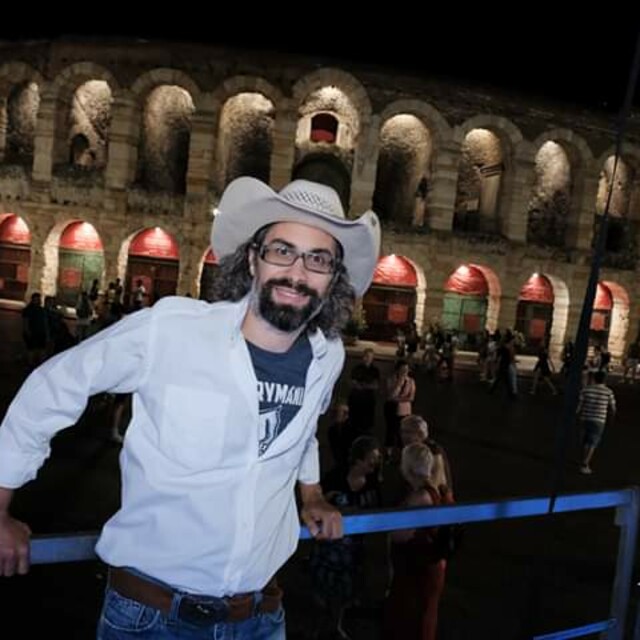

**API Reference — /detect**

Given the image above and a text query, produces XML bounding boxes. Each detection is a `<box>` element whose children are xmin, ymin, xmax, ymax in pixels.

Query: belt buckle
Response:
<box><xmin>178</xmin><ymin>596</ymin><xmax>229</xmax><ymax>626</ymax></box>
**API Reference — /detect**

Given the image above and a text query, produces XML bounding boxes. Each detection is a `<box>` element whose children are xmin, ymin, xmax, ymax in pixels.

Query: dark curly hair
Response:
<box><xmin>206</xmin><ymin>227</ymin><xmax>356</xmax><ymax>339</ymax></box>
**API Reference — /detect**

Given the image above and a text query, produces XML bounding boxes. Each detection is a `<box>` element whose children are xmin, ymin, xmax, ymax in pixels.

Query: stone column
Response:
<box><xmin>349</xmin><ymin>116</ymin><xmax>379</xmax><ymax>215</ymax></box>
<box><xmin>568</xmin><ymin>170</ymin><xmax>598</xmax><ymax>251</ymax></box>
<box><xmin>105</xmin><ymin>91</ymin><xmax>139</xmax><ymax>191</ymax></box>
<box><xmin>269</xmin><ymin>103</ymin><xmax>297</xmax><ymax>190</ymax></box>
<box><xmin>32</xmin><ymin>88</ymin><xmax>60</xmax><ymax>185</ymax></box>
<box><xmin>499</xmin><ymin>151</ymin><xmax>535</xmax><ymax>243</ymax></box>
<box><xmin>0</xmin><ymin>97</ymin><xmax>7</xmax><ymax>162</ymax></box>
<box><xmin>422</xmin><ymin>286</ymin><xmax>445</xmax><ymax>329</ymax></box>
<box><xmin>428</xmin><ymin>142</ymin><xmax>461</xmax><ymax>232</ymax></box>
<box><xmin>497</xmin><ymin>293</ymin><xmax>518</xmax><ymax>332</ymax></box>
<box><xmin>185</xmin><ymin>94</ymin><xmax>218</xmax><ymax>204</ymax></box>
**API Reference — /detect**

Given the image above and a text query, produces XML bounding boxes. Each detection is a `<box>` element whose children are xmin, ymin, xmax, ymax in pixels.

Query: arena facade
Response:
<box><xmin>0</xmin><ymin>38</ymin><xmax>638</xmax><ymax>359</ymax></box>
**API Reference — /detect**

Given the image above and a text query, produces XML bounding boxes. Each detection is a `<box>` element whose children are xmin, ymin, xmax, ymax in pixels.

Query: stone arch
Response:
<box><xmin>529</xmin><ymin>129</ymin><xmax>595</xmax><ymax>249</ymax></box>
<box><xmin>132</xmin><ymin>72</ymin><xmax>198</xmax><ymax>193</ymax></box>
<box><xmin>372</xmin><ymin>111</ymin><xmax>435</xmax><ymax>225</ymax></box>
<box><xmin>361</xmin><ymin>254</ymin><xmax>425</xmax><ymax>341</ymax></box>
<box><xmin>212</xmin><ymin>75</ymin><xmax>284</xmax><ymax>111</ymax></box>
<box><xmin>131</xmin><ymin>68</ymin><xmax>201</xmax><ymax>104</ymax></box>
<box><xmin>47</xmin><ymin>63</ymin><xmax>119</xmax><ymax>171</ymax></box>
<box><xmin>50</xmin><ymin>62</ymin><xmax>120</xmax><ymax>99</ymax></box>
<box><xmin>452</xmin><ymin>116</ymin><xmax>523</xmax><ymax>234</ymax></box>
<box><xmin>292</xmin><ymin>68</ymin><xmax>372</xmax><ymax>125</ymax></box>
<box><xmin>601</xmin><ymin>280</ymin><xmax>629</xmax><ymax>359</ymax></box>
<box><xmin>214</xmin><ymin>79</ymin><xmax>278</xmax><ymax>189</ymax></box>
<box><xmin>0</xmin><ymin>63</ymin><xmax>44</xmax><ymax>165</ymax></box>
<box><xmin>544</xmin><ymin>273</ymin><xmax>570</xmax><ymax>358</ymax></box>
<box><xmin>442</xmin><ymin>262</ymin><xmax>501</xmax><ymax>346</ymax></box>
<box><xmin>378</xmin><ymin>99</ymin><xmax>451</xmax><ymax>144</ymax></box>
<box><xmin>41</xmin><ymin>217</ymin><xmax>106</xmax><ymax>298</ymax></box>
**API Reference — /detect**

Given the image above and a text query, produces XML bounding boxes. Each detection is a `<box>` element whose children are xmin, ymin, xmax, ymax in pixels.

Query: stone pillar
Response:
<box><xmin>428</xmin><ymin>142</ymin><xmax>460</xmax><ymax>232</ymax></box>
<box><xmin>185</xmin><ymin>95</ymin><xmax>218</xmax><ymax>204</ymax></box>
<box><xmin>422</xmin><ymin>286</ymin><xmax>445</xmax><ymax>329</ymax></box>
<box><xmin>349</xmin><ymin>117</ymin><xmax>379</xmax><ymax>216</ymax></box>
<box><xmin>568</xmin><ymin>171</ymin><xmax>598</xmax><ymax>251</ymax></box>
<box><xmin>269</xmin><ymin>104</ymin><xmax>297</xmax><ymax>190</ymax></box>
<box><xmin>499</xmin><ymin>153</ymin><xmax>535</xmax><ymax>243</ymax></box>
<box><xmin>25</xmin><ymin>226</ymin><xmax>48</xmax><ymax>298</ymax></box>
<box><xmin>497</xmin><ymin>294</ymin><xmax>518</xmax><ymax>332</ymax></box>
<box><xmin>177</xmin><ymin>242</ymin><xmax>204</xmax><ymax>296</ymax></box>
<box><xmin>105</xmin><ymin>91</ymin><xmax>139</xmax><ymax>191</ymax></box>
<box><xmin>0</xmin><ymin>97</ymin><xmax>7</xmax><ymax>162</ymax></box>
<box><xmin>32</xmin><ymin>88</ymin><xmax>59</xmax><ymax>184</ymax></box>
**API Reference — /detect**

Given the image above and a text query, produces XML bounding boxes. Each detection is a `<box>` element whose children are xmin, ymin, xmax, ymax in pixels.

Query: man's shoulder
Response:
<box><xmin>150</xmin><ymin>296</ymin><xmax>242</xmax><ymax>326</ymax></box>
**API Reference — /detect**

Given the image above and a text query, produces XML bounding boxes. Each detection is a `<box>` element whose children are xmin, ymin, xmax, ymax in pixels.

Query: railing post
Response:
<box><xmin>606</xmin><ymin>487</ymin><xmax>640</xmax><ymax>639</ymax></box>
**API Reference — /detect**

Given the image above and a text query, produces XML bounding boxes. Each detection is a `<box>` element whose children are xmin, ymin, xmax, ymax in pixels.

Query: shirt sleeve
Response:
<box><xmin>0</xmin><ymin>308</ymin><xmax>154</xmax><ymax>488</ymax></box>
<box><xmin>297</xmin><ymin>435</ymin><xmax>320</xmax><ymax>484</ymax></box>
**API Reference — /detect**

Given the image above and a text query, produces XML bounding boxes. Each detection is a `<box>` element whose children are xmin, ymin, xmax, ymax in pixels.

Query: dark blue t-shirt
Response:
<box><xmin>247</xmin><ymin>335</ymin><xmax>313</xmax><ymax>456</ymax></box>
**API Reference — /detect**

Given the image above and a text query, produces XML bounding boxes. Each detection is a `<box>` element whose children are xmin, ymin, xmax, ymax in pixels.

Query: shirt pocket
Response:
<box><xmin>159</xmin><ymin>384</ymin><xmax>229</xmax><ymax>470</ymax></box>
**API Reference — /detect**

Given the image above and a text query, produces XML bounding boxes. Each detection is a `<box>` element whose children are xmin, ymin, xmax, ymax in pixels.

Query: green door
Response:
<box><xmin>58</xmin><ymin>249</ymin><xmax>104</xmax><ymax>307</ymax></box>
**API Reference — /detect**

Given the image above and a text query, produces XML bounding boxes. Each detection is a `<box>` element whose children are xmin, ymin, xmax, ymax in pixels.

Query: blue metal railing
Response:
<box><xmin>28</xmin><ymin>487</ymin><xmax>640</xmax><ymax>640</ymax></box>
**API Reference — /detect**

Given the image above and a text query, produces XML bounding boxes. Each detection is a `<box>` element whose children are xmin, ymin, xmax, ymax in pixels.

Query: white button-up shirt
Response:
<box><xmin>0</xmin><ymin>296</ymin><xmax>345</xmax><ymax>595</ymax></box>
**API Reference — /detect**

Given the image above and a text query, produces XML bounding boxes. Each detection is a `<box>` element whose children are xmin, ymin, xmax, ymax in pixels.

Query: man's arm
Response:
<box><xmin>298</xmin><ymin>482</ymin><xmax>343</xmax><ymax>540</ymax></box>
<box><xmin>0</xmin><ymin>486</ymin><xmax>31</xmax><ymax>576</ymax></box>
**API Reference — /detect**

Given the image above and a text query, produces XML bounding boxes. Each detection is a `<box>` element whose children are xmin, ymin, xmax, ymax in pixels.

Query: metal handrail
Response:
<box><xmin>28</xmin><ymin>487</ymin><xmax>640</xmax><ymax>640</ymax></box>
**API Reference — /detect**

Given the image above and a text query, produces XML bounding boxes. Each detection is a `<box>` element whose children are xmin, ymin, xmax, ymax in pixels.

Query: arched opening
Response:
<box><xmin>361</xmin><ymin>255</ymin><xmax>418</xmax><ymax>341</ymax></box>
<box><xmin>515</xmin><ymin>274</ymin><xmax>554</xmax><ymax>353</ymax></box>
<box><xmin>295</xmin><ymin>85</ymin><xmax>359</xmax><ymax>208</ymax></box>
<box><xmin>136</xmin><ymin>85</ymin><xmax>194</xmax><ymax>193</ymax></box>
<box><xmin>453</xmin><ymin>129</ymin><xmax>503</xmax><ymax>234</ymax></box>
<box><xmin>527</xmin><ymin>141</ymin><xmax>571</xmax><ymax>247</ymax></box>
<box><xmin>3</xmin><ymin>81</ymin><xmax>39</xmax><ymax>165</ymax></box>
<box><xmin>589</xmin><ymin>282</ymin><xmax>613</xmax><ymax>348</ymax></box>
<box><xmin>199</xmin><ymin>248</ymin><xmax>218</xmax><ymax>300</ymax></box>
<box><xmin>442</xmin><ymin>264</ymin><xmax>499</xmax><ymax>349</ymax></box>
<box><xmin>57</xmin><ymin>221</ymin><xmax>104</xmax><ymax>307</ymax></box>
<box><xmin>310</xmin><ymin>113</ymin><xmax>338</xmax><ymax>143</ymax></box>
<box><xmin>217</xmin><ymin>92</ymin><xmax>275</xmax><ymax>188</ymax></box>
<box><xmin>590</xmin><ymin>280</ymin><xmax>629</xmax><ymax>358</ymax></box>
<box><xmin>66</xmin><ymin>80</ymin><xmax>112</xmax><ymax>171</ymax></box>
<box><xmin>0</xmin><ymin>214</ymin><xmax>31</xmax><ymax>300</ymax></box>
<box><xmin>127</xmin><ymin>227</ymin><xmax>180</xmax><ymax>305</ymax></box>
<box><xmin>595</xmin><ymin>156</ymin><xmax>637</xmax><ymax>255</ymax></box>
<box><xmin>372</xmin><ymin>114</ymin><xmax>432</xmax><ymax>226</ymax></box>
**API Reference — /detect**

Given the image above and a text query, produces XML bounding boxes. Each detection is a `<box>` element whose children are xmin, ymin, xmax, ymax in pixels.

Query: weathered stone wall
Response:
<box><xmin>0</xmin><ymin>37</ymin><xmax>638</xmax><ymax>359</ymax></box>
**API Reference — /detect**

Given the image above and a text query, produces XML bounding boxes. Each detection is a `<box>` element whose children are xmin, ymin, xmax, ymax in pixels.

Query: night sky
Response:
<box><xmin>2</xmin><ymin>16</ymin><xmax>639</xmax><ymax>113</ymax></box>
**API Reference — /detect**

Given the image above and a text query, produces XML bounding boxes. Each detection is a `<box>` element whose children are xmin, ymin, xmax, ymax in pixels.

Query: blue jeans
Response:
<box><xmin>96</xmin><ymin>587</ymin><xmax>286</xmax><ymax>639</ymax></box>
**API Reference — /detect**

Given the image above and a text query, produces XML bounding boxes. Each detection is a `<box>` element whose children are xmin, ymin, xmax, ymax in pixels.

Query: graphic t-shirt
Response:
<box><xmin>247</xmin><ymin>335</ymin><xmax>313</xmax><ymax>456</ymax></box>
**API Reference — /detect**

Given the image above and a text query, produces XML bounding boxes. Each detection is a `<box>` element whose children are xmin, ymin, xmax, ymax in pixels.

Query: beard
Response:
<box><xmin>256</xmin><ymin>278</ymin><xmax>323</xmax><ymax>332</ymax></box>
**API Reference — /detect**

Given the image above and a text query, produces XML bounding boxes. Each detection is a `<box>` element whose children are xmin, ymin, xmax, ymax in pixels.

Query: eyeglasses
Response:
<box><xmin>256</xmin><ymin>241</ymin><xmax>337</xmax><ymax>274</ymax></box>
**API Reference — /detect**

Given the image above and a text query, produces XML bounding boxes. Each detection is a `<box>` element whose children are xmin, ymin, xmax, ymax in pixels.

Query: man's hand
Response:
<box><xmin>299</xmin><ymin>483</ymin><xmax>343</xmax><ymax>540</ymax></box>
<box><xmin>0</xmin><ymin>513</ymin><xmax>31</xmax><ymax>576</ymax></box>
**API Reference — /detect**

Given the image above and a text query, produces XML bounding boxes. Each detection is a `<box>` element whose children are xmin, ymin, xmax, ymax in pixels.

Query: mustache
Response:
<box><xmin>265</xmin><ymin>278</ymin><xmax>319</xmax><ymax>299</ymax></box>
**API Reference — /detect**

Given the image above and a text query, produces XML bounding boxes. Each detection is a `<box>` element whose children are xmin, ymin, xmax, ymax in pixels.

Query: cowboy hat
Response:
<box><xmin>211</xmin><ymin>177</ymin><xmax>380</xmax><ymax>296</ymax></box>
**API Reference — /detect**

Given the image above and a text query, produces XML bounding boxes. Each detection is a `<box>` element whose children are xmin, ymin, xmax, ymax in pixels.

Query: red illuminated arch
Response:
<box><xmin>594</xmin><ymin>282</ymin><xmax>613</xmax><ymax>310</ymax></box>
<box><xmin>129</xmin><ymin>228</ymin><xmax>179</xmax><ymax>259</ymax></box>
<box><xmin>372</xmin><ymin>255</ymin><xmax>417</xmax><ymax>287</ymax></box>
<box><xmin>519</xmin><ymin>274</ymin><xmax>554</xmax><ymax>304</ymax></box>
<box><xmin>60</xmin><ymin>221</ymin><xmax>103</xmax><ymax>251</ymax></box>
<box><xmin>444</xmin><ymin>264</ymin><xmax>488</xmax><ymax>296</ymax></box>
<box><xmin>0</xmin><ymin>215</ymin><xmax>31</xmax><ymax>245</ymax></box>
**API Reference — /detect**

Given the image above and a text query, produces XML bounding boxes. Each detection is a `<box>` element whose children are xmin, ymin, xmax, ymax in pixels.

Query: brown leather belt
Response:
<box><xmin>108</xmin><ymin>567</ymin><xmax>282</xmax><ymax>625</ymax></box>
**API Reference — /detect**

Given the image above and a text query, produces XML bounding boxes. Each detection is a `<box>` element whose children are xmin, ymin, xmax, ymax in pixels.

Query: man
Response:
<box><xmin>0</xmin><ymin>176</ymin><xmax>380</xmax><ymax>639</ymax></box>
<box><xmin>576</xmin><ymin>370</ymin><xmax>616</xmax><ymax>475</ymax></box>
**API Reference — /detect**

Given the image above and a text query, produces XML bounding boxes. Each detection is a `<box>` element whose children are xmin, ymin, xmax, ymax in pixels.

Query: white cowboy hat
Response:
<box><xmin>211</xmin><ymin>177</ymin><xmax>381</xmax><ymax>296</ymax></box>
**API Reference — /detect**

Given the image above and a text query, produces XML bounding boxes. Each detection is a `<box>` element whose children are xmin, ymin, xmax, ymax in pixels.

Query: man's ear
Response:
<box><xmin>248</xmin><ymin>246</ymin><xmax>257</xmax><ymax>277</ymax></box>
